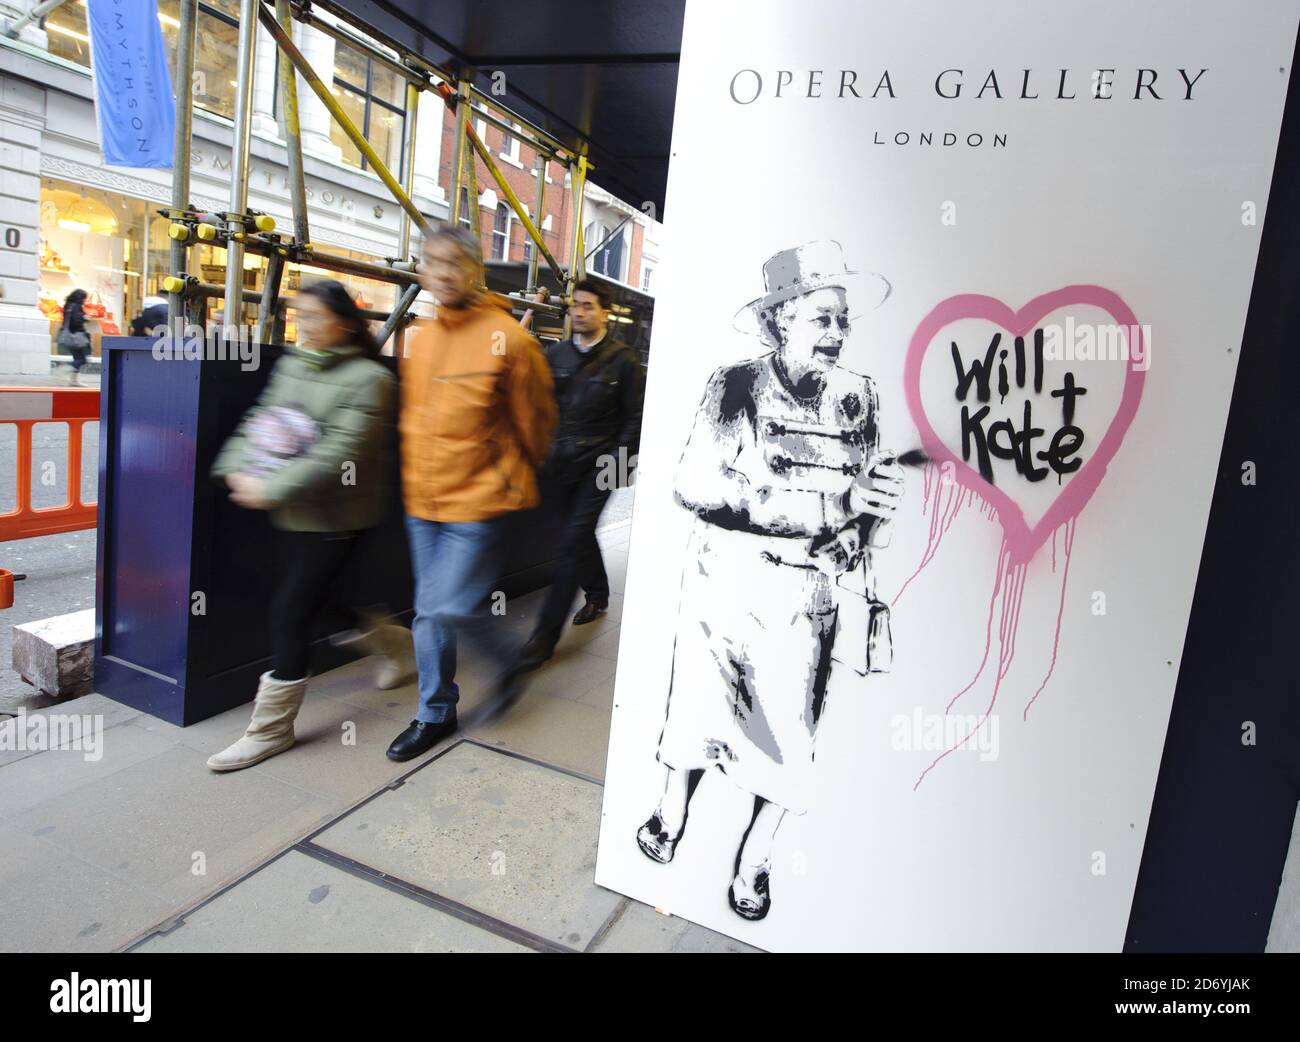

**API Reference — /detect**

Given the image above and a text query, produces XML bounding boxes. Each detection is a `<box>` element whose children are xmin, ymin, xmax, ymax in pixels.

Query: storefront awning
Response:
<box><xmin>314</xmin><ymin>0</ymin><xmax>685</xmax><ymax>217</ymax></box>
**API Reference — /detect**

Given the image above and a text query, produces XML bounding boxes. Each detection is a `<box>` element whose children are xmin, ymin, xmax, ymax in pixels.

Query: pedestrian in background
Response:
<box><xmin>57</xmin><ymin>288</ymin><xmax>94</xmax><ymax>385</ymax></box>
<box><xmin>385</xmin><ymin>224</ymin><xmax>556</xmax><ymax>762</ymax></box>
<box><xmin>131</xmin><ymin>295</ymin><xmax>168</xmax><ymax>336</ymax></box>
<box><xmin>517</xmin><ymin>279</ymin><xmax>643</xmax><ymax>670</ymax></box>
<box><xmin>207</xmin><ymin>279</ymin><xmax>406</xmax><ymax>773</ymax></box>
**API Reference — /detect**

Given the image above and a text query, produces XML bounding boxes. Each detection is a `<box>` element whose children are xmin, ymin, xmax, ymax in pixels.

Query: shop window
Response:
<box><xmin>38</xmin><ymin>180</ymin><xmax>152</xmax><ymax>355</ymax></box>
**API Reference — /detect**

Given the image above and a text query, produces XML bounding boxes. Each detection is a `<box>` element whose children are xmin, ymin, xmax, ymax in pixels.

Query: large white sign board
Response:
<box><xmin>594</xmin><ymin>0</ymin><xmax>1298</xmax><ymax>951</ymax></box>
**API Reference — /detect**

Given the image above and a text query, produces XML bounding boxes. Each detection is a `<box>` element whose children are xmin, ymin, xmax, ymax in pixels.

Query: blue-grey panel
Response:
<box><xmin>97</xmin><ymin>339</ymin><xmax>197</xmax><ymax>685</ymax></box>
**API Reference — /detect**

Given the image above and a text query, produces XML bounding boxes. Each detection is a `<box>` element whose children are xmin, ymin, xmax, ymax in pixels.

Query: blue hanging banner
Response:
<box><xmin>86</xmin><ymin>0</ymin><xmax>175</xmax><ymax>169</ymax></box>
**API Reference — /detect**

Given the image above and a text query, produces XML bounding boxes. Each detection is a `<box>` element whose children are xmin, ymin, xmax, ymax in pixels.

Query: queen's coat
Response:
<box><xmin>656</xmin><ymin>351</ymin><xmax>890</xmax><ymax>814</ymax></box>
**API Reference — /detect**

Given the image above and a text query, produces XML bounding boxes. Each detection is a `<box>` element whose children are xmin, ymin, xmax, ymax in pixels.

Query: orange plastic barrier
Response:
<box><xmin>0</xmin><ymin>387</ymin><xmax>100</xmax><ymax>542</ymax></box>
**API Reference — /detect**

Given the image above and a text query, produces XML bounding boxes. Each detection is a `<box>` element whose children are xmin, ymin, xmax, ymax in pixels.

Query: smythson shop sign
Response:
<box><xmin>596</xmin><ymin>0</ymin><xmax>1298</xmax><ymax>952</ymax></box>
<box><xmin>86</xmin><ymin>0</ymin><xmax>175</xmax><ymax>169</ymax></box>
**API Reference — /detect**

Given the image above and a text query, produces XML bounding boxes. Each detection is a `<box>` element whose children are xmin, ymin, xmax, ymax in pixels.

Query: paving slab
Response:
<box><xmin>592</xmin><ymin>899</ymin><xmax>763</xmax><ymax>954</ymax></box>
<box><xmin>524</xmin><ymin>648</ymin><xmax>617</xmax><ymax>704</ymax></box>
<box><xmin>0</xmin><ymin>819</ymin><xmax>173</xmax><ymax>953</ymax></box>
<box><xmin>311</xmin><ymin>740</ymin><xmax>621</xmax><ymax>950</ymax></box>
<box><xmin>132</xmin><ymin>850</ymin><xmax>532</xmax><ymax>953</ymax></box>
<box><xmin>238</xmin><ymin>697</ymin><xmax>423</xmax><ymax>808</ymax></box>
<box><xmin>0</xmin><ymin>691</ymin><xmax>143</xmax><ymax>769</ymax></box>
<box><xmin>468</xmin><ymin>691</ymin><xmax>612</xmax><ymax>780</ymax></box>
<box><xmin>0</xmin><ymin>719</ymin><xmax>179</xmax><ymax>820</ymax></box>
<box><xmin>578</xmin><ymin>625</ymin><xmax>625</xmax><ymax>662</ymax></box>
<box><xmin>8</xmin><ymin>744</ymin><xmax>333</xmax><ymax>906</ymax></box>
<box><xmin>574</xmin><ymin>675</ymin><xmax>616</xmax><ymax>712</ymax></box>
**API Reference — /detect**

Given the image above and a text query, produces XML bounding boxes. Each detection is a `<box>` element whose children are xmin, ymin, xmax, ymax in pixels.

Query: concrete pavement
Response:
<box><xmin>0</xmin><ymin>517</ymin><xmax>758</xmax><ymax>954</ymax></box>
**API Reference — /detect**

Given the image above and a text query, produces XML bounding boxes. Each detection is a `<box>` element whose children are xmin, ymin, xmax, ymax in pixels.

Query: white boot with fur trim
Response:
<box><xmin>333</xmin><ymin>618</ymin><xmax>416</xmax><ymax>690</ymax></box>
<box><xmin>206</xmin><ymin>672</ymin><xmax>307</xmax><ymax>772</ymax></box>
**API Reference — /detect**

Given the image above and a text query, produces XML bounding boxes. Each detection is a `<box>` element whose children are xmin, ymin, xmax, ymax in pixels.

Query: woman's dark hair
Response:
<box><xmin>296</xmin><ymin>279</ymin><xmax>380</xmax><ymax>358</ymax></box>
<box><xmin>62</xmin><ymin>289</ymin><xmax>87</xmax><ymax>330</ymax></box>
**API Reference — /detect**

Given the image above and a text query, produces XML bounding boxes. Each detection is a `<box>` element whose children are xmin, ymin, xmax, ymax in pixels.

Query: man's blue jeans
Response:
<box><xmin>405</xmin><ymin>514</ymin><xmax>512</xmax><ymax>724</ymax></box>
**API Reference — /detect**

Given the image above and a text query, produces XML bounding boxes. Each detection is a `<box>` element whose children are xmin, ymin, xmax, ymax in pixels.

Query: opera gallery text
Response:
<box><xmin>728</xmin><ymin>67</ymin><xmax>1209</xmax><ymax>104</ymax></box>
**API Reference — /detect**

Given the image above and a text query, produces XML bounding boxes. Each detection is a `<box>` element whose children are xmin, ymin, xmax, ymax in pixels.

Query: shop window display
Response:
<box><xmin>38</xmin><ymin>181</ymin><xmax>152</xmax><ymax>356</ymax></box>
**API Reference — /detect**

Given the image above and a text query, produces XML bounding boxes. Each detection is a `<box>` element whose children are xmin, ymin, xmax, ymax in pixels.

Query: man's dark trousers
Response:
<box><xmin>535</xmin><ymin>471</ymin><xmax>611</xmax><ymax>641</ymax></box>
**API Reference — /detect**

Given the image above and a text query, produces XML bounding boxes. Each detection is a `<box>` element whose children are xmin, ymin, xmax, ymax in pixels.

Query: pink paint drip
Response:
<box><xmin>1023</xmin><ymin>517</ymin><xmax>1076</xmax><ymax>720</ymax></box>
<box><xmin>915</xmin><ymin>543</ymin><xmax>1028</xmax><ymax>791</ymax></box>
<box><xmin>893</xmin><ymin>463</ymin><xmax>968</xmax><ymax>605</ymax></box>
<box><xmin>943</xmin><ymin>539</ymin><xmax>1006</xmax><ymax>714</ymax></box>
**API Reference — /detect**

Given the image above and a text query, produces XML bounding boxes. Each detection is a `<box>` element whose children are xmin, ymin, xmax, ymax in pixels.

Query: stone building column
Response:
<box><xmin>296</xmin><ymin>24</ymin><xmax>343</xmax><ymax>161</ymax></box>
<box><xmin>0</xmin><ymin>74</ymin><xmax>50</xmax><ymax>375</ymax></box>
<box><xmin>412</xmin><ymin>88</ymin><xmax>445</xmax><ymax>205</ymax></box>
<box><xmin>250</xmin><ymin>21</ymin><xmax>279</xmax><ymax>139</ymax></box>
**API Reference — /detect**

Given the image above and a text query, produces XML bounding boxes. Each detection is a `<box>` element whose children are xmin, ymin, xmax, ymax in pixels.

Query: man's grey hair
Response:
<box><xmin>423</xmin><ymin>222</ymin><xmax>482</xmax><ymax>265</ymax></box>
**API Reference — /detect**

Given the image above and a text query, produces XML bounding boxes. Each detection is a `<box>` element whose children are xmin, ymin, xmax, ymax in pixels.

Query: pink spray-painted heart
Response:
<box><xmin>903</xmin><ymin>286</ymin><xmax>1146</xmax><ymax>563</ymax></box>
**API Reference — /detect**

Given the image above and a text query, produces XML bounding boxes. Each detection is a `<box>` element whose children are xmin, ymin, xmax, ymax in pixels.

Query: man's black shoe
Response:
<box><xmin>572</xmin><ymin>597</ymin><xmax>608</xmax><ymax>626</ymax></box>
<box><xmin>516</xmin><ymin>633</ymin><xmax>557</xmax><ymax>672</ymax></box>
<box><xmin>386</xmin><ymin>717</ymin><xmax>457</xmax><ymax>762</ymax></box>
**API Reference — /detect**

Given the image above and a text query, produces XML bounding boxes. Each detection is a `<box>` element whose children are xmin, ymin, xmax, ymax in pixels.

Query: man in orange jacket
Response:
<box><xmin>386</xmin><ymin>225</ymin><xmax>557</xmax><ymax>761</ymax></box>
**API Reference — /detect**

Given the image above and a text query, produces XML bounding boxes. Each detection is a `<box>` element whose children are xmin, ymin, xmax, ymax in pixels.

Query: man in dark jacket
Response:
<box><xmin>519</xmin><ymin>278</ymin><xmax>644</xmax><ymax>669</ymax></box>
<box><xmin>130</xmin><ymin>296</ymin><xmax>168</xmax><ymax>337</ymax></box>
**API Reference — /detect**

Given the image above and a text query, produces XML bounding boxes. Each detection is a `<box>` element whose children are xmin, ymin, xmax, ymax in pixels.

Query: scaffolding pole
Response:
<box><xmin>394</xmin><ymin>78</ymin><xmax>422</xmax><ymax>354</ymax></box>
<box><xmin>190</xmin><ymin>281</ymin><xmax>394</xmax><ymax>323</ymax></box>
<box><xmin>275</xmin><ymin>0</ymin><xmax>309</xmax><ymax>247</ymax></box>
<box><xmin>257</xmin><ymin>3</ymin><xmax>429</xmax><ymax>237</ymax></box>
<box><xmin>432</xmin><ymin>82</ymin><xmax>564</xmax><ymax>283</ymax></box>
<box><xmin>564</xmin><ymin>148</ymin><xmax>590</xmax><ymax>336</ymax></box>
<box><xmin>168</xmin><ymin>0</ymin><xmax>198</xmax><ymax>340</ymax></box>
<box><xmin>167</xmin><ymin>1</ymin><xmax>607</xmax><ymax>338</ymax></box>
<box><xmin>527</xmin><ymin>152</ymin><xmax>547</xmax><ymax>291</ymax></box>
<box><xmin>305</xmin><ymin>0</ymin><xmax>573</xmax><ymax>160</ymax></box>
<box><xmin>397</xmin><ymin>79</ymin><xmax>421</xmax><ymax>263</ymax></box>
<box><xmin>1</xmin><ymin>0</ymin><xmax>71</xmax><ymax>39</ymax></box>
<box><xmin>376</xmin><ymin>282</ymin><xmax>422</xmax><ymax>349</ymax></box>
<box><xmin>222</xmin><ymin>0</ymin><xmax>260</xmax><ymax>332</ymax></box>
<box><xmin>450</xmin><ymin>77</ymin><xmax>470</xmax><ymax>226</ymax></box>
<box><xmin>254</xmin><ymin>248</ymin><xmax>285</xmax><ymax>344</ymax></box>
<box><xmin>451</xmin><ymin>79</ymin><xmax>482</xmax><ymax>244</ymax></box>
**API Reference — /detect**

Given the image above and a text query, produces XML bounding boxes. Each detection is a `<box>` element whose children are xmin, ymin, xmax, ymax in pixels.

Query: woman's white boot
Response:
<box><xmin>334</xmin><ymin>618</ymin><xmax>415</xmax><ymax>690</ymax></box>
<box><xmin>206</xmin><ymin>672</ymin><xmax>308</xmax><ymax>772</ymax></box>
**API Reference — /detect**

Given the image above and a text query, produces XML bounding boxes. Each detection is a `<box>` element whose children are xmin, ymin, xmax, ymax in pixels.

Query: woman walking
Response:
<box><xmin>57</xmin><ymin>289</ymin><xmax>94</xmax><ymax>385</ymax></box>
<box><xmin>207</xmin><ymin>280</ymin><xmax>410</xmax><ymax>772</ymax></box>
